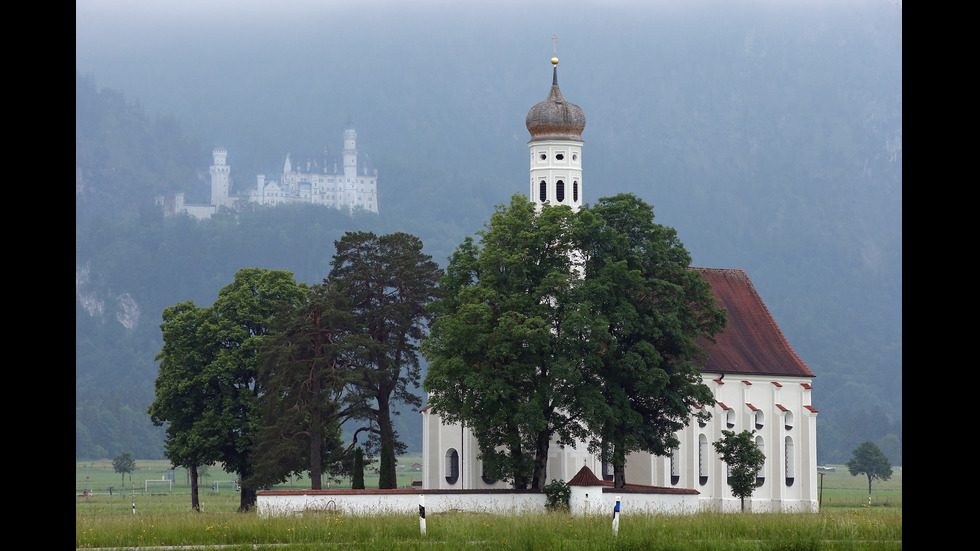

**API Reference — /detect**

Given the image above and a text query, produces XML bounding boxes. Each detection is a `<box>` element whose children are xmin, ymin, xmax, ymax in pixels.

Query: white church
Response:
<box><xmin>162</xmin><ymin>125</ymin><xmax>379</xmax><ymax>219</ymax></box>
<box><xmin>420</xmin><ymin>56</ymin><xmax>819</xmax><ymax>513</ymax></box>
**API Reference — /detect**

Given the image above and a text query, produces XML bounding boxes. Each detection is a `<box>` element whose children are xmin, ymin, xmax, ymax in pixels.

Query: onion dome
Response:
<box><xmin>525</xmin><ymin>57</ymin><xmax>586</xmax><ymax>141</ymax></box>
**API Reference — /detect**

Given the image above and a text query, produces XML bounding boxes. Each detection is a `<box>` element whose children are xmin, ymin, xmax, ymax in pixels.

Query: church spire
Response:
<box><xmin>526</xmin><ymin>43</ymin><xmax>585</xmax><ymax>211</ymax></box>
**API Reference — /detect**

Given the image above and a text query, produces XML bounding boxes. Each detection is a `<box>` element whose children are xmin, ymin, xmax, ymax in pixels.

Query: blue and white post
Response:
<box><xmin>611</xmin><ymin>496</ymin><xmax>621</xmax><ymax>537</ymax></box>
<box><xmin>419</xmin><ymin>494</ymin><xmax>427</xmax><ymax>536</ymax></box>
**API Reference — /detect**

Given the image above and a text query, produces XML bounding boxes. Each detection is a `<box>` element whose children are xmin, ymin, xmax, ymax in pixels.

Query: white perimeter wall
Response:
<box><xmin>257</xmin><ymin>489</ymin><xmax>700</xmax><ymax>517</ymax></box>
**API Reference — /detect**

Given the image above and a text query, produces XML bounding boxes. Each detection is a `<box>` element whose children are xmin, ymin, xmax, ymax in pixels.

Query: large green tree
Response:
<box><xmin>147</xmin><ymin>301</ymin><xmax>223</xmax><ymax>511</ymax></box>
<box><xmin>250</xmin><ymin>283</ymin><xmax>353</xmax><ymax>490</ymax></box>
<box><xmin>846</xmin><ymin>440</ymin><xmax>893</xmax><ymax>495</ymax></box>
<box><xmin>207</xmin><ymin>268</ymin><xmax>307</xmax><ymax>509</ymax></box>
<box><xmin>424</xmin><ymin>196</ymin><xmax>598</xmax><ymax>489</ymax></box>
<box><xmin>576</xmin><ymin>193</ymin><xmax>725</xmax><ymax>487</ymax></box>
<box><xmin>713</xmin><ymin>429</ymin><xmax>766</xmax><ymax>511</ymax></box>
<box><xmin>327</xmin><ymin>232</ymin><xmax>442</xmax><ymax>488</ymax></box>
<box><xmin>425</xmin><ymin>193</ymin><xmax>724</xmax><ymax>489</ymax></box>
<box><xmin>148</xmin><ymin>268</ymin><xmax>306</xmax><ymax>511</ymax></box>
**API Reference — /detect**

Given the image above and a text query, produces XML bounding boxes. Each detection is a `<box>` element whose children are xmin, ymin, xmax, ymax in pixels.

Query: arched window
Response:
<box><xmin>755</xmin><ymin>409</ymin><xmax>765</xmax><ymax>430</ymax></box>
<box><xmin>573</xmin><ymin>181</ymin><xmax>579</xmax><ymax>202</ymax></box>
<box><xmin>784</xmin><ymin>411</ymin><xmax>794</xmax><ymax>431</ymax></box>
<box><xmin>726</xmin><ymin>408</ymin><xmax>735</xmax><ymax>429</ymax></box>
<box><xmin>539</xmin><ymin>180</ymin><xmax>547</xmax><ymax>203</ymax></box>
<box><xmin>556</xmin><ymin>180</ymin><xmax>565</xmax><ymax>203</ymax></box>
<box><xmin>445</xmin><ymin>448</ymin><xmax>459</xmax><ymax>485</ymax></box>
<box><xmin>481</xmin><ymin>462</ymin><xmax>496</xmax><ymax>485</ymax></box>
<box><xmin>755</xmin><ymin>435</ymin><xmax>766</xmax><ymax>487</ymax></box>
<box><xmin>784</xmin><ymin>436</ymin><xmax>795</xmax><ymax>486</ymax></box>
<box><xmin>698</xmin><ymin>434</ymin><xmax>709</xmax><ymax>486</ymax></box>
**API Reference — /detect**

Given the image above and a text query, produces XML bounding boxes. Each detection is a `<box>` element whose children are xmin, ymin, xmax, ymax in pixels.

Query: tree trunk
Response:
<box><xmin>613</xmin><ymin>463</ymin><xmax>627</xmax><ymax>489</ymax></box>
<box><xmin>532</xmin><ymin>430</ymin><xmax>551</xmax><ymax>490</ymax></box>
<box><xmin>239</xmin><ymin>485</ymin><xmax>256</xmax><ymax>512</ymax></box>
<box><xmin>310</xmin><ymin>405</ymin><xmax>323</xmax><ymax>490</ymax></box>
<box><xmin>189</xmin><ymin>463</ymin><xmax>200</xmax><ymax>512</ymax></box>
<box><xmin>508</xmin><ymin>440</ymin><xmax>529</xmax><ymax>489</ymax></box>
<box><xmin>867</xmin><ymin>473</ymin><xmax>873</xmax><ymax>495</ymax></box>
<box><xmin>377</xmin><ymin>393</ymin><xmax>397</xmax><ymax>489</ymax></box>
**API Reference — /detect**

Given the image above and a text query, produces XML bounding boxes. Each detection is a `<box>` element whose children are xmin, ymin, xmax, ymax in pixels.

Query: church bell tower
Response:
<box><xmin>525</xmin><ymin>49</ymin><xmax>586</xmax><ymax>211</ymax></box>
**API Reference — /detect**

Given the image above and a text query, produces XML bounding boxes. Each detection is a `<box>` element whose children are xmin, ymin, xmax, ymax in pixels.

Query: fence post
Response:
<box><xmin>611</xmin><ymin>496</ymin><xmax>621</xmax><ymax>537</ymax></box>
<box><xmin>419</xmin><ymin>494</ymin><xmax>426</xmax><ymax>536</ymax></box>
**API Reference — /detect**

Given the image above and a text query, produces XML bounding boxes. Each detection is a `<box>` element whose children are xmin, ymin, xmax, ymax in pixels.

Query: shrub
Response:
<box><xmin>543</xmin><ymin>479</ymin><xmax>570</xmax><ymax>512</ymax></box>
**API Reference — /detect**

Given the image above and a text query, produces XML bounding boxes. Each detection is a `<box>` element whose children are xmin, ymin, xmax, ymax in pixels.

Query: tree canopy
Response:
<box><xmin>147</xmin><ymin>300</ymin><xmax>224</xmax><ymax>510</ymax></box>
<box><xmin>576</xmin><ymin>194</ymin><xmax>725</xmax><ymax>487</ymax></box>
<box><xmin>326</xmin><ymin>231</ymin><xmax>442</xmax><ymax>488</ymax></box>
<box><xmin>148</xmin><ymin>268</ymin><xmax>307</xmax><ymax>510</ymax></box>
<box><xmin>846</xmin><ymin>440</ymin><xmax>893</xmax><ymax>495</ymax></box>
<box><xmin>249</xmin><ymin>283</ymin><xmax>353</xmax><ymax>490</ymax></box>
<box><xmin>112</xmin><ymin>451</ymin><xmax>136</xmax><ymax>484</ymax></box>
<box><xmin>713</xmin><ymin>429</ymin><xmax>766</xmax><ymax>511</ymax></box>
<box><xmin>423</xmin><ymin>193</ymin><xmax>724</xmax><ymax>488</ymax></box>
<box><xmin>148</xmin><ymin>232</ymin><xmax>440</xmax><ymax>505</ymax></box>
<box><xmin>424</xmin><ymin>196</ymin><xmax>594</xmax><ymax>489</ymax></box>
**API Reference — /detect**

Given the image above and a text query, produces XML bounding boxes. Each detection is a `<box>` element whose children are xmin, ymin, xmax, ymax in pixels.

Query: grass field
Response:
<box><xmin>76</xmin><ymin>460</ymin><xmax>901</xmax><ymax>549</ymax></box>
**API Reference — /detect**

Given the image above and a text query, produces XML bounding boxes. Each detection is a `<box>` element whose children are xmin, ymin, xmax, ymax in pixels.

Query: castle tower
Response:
<box><xmin>525</xmin><ymin>54</ymin><xmax>586</xmax><ymax>211</ymax></box>
<box><xmin>210</xmin><ymin>147</ymin><xmax>232</xmax><ymax>207</ymax></box>
<box><xmin>343</xmin><ymin>124</ymin><xmax>358</xmax><ymax>211</ymax></box>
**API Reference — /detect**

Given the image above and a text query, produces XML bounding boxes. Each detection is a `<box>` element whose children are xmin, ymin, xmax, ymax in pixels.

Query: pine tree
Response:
<box><xmin>352</xmin><ymin>447</ymin><xmax>365</xmax><ymax>490</ymax></box>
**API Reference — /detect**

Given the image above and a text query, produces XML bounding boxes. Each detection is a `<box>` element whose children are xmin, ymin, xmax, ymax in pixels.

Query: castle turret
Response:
<box><xmin>210</xmin><ymin>147</ymin><xmax>232</xmax><ymax>207</ymax></box>
<box><xmin>526</xmin><ymin>55</ymin><xmax>585</xmax><ymax>211</ymax></box>
<box><xmin>343</xmin><ymin>124</ymin><xmax>359</xmax><ymax>211</ymax></box>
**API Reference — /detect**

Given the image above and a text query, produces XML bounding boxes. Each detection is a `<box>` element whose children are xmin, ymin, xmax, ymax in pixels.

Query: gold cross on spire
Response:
<box><xmin>551</xmin><ymin>35</ymin><xmax>559</xmax><ymax>67</ymax></box>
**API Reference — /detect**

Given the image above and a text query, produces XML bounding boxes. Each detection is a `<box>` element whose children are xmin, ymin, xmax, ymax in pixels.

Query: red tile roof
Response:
<box><xmin>566</xmin><ymin>465</ymin><xmax>699</xmax><ymax>494</ymax></box>
<box><xmin>693</xmin><ymin>268</ymin><xmax>814</xmax><ymax>378</ymax></box>
<box><xmin>567</xmin><ymin>465</ymin><xmax>605</xmax><ymax>486</ymax></box>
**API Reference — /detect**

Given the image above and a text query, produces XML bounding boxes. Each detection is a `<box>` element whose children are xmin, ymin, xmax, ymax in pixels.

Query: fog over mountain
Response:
<box><xmin>76</xmin><ymin>0</ymin><xmax>901</xmax><ymax>464</ymax></box>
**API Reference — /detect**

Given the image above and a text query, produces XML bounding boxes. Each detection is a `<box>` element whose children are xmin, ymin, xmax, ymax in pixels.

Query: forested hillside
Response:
<box><xmin>76</xmin><ymin>0</ymin><xmax>901</xmax><ymax>466</ymax></box>
<box><xmin>76</xmin><ymin>74</ymin><xmax>477</xmax><ymax>459</ymax></box>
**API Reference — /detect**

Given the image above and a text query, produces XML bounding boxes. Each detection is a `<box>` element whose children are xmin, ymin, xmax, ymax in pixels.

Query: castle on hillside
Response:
<box><xmin>160</xmin><ymin>125</ymin><xmax>379</xmax><ymax>219</ymax></box>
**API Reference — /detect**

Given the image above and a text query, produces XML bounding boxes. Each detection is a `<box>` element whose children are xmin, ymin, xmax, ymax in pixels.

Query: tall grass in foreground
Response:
<box><xmin>77</xmin><ymin>508</ymin><xmax>902</xmax><ymax>550</ymax></box>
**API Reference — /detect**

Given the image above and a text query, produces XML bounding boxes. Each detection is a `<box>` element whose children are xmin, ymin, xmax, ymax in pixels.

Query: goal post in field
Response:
<box><xmin>145</xmin><ymin>479</ymin><xmax>172</xmax><ymax>493</ymax></box>
<box><xmin>211</xmin><ymin>480</ymin><xmax>239</xmax><ymax>493</ymax></box>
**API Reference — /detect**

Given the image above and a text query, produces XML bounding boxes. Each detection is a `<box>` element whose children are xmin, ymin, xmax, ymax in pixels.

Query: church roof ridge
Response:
<box><xmin>691</xmin><ymin>267</ymin><xmax>814</xmax><ymax>378</ymax></box>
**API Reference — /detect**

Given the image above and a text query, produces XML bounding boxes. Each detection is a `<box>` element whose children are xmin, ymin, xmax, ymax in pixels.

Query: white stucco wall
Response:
<box><xmin>257</xmin><ymin>488</ymin><xmax>700</xmax><ymax>517</ymax></box>
<box><xmin>421</xmin><ymin>371</ymin><xmax>818</xmax><ymax>513</ymax></box>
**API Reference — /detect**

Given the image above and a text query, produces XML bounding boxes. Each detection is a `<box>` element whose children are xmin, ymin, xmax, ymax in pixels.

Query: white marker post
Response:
<box><xmin>611</xmin><ymin>496</ymin><xmax>621</xmax><ymax>537</ymax></box>
<box><xmin>419</xmin><ymin>495</ymin><xmax>426</xmax><ymax>536</ymax></box>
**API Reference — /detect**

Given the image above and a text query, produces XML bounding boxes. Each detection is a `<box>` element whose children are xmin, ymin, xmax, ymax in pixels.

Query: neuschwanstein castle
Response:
<box><xmin>160</xmin><ymin>126</ymin><xmax>379</xmax><ymax>219</ymax></box>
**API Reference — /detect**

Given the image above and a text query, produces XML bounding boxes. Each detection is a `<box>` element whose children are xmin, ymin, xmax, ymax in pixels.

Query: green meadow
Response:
<box><xmin>76</xmin><ymin>460</ymin><xmax>901</xmax><ymax>549</ymax></box>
